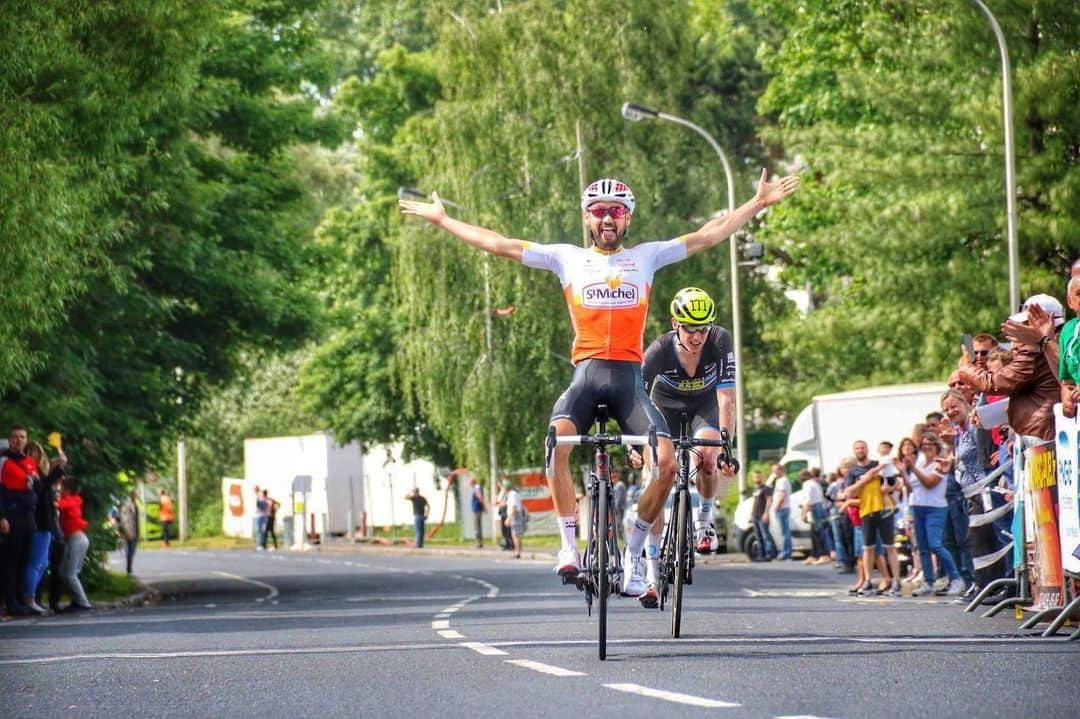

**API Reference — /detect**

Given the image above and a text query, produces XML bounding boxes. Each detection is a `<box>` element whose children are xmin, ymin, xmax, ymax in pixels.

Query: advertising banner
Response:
<box><xmin>1012</xmin><ymin>439</ymin><xmax>1025</xmax><ymax>573</ymax></box>
<box><xmin>1025</xmin><ymin>441</ymin><xmax>1063</xmax><ymax>609</ymax></box>
<box><xmin>221</xmin><ymin>477</ymin><xmax>253</xmax><ymax>538</ymax></box>
<box><xmin>1053</xmin><ymin>404</ymin><xmax>1080</xmax><ymax>577</ymax></box>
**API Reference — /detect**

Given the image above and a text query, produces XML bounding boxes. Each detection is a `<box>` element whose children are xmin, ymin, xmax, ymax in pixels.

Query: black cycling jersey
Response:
<box><xmin>641</xmin><ymin>327</ymin><xmax>735</xmax><ymax>437</ymax></box>
<box><xmin>642</xmin><ymin>327</ymin><xmax>735</xmax><ymax>399</ymax></box>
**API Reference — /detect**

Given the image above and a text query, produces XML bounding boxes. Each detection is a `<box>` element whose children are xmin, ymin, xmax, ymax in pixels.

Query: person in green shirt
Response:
<box><xmin>1060</xmin><ymin>276</ymin><xmax>1080</xmax><ymax>417</ymax></box>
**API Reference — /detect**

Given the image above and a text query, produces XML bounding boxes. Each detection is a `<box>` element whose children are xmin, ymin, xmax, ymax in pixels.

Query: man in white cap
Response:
<box><xmin>958</xmin><ymin>293</ymin><xmax>1064</xmax><ymax>441</ymax></box>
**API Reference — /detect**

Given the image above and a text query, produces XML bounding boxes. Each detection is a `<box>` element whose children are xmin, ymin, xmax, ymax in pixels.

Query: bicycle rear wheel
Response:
<box><xmin>670</xmin><ymin>489</ymin><xmax>689</xmax><ymax>638</ymax></box>
<box><xmin>597</xmin><ymin>481</ymin><xmax>610</xmax><ymax>660</ymax></box>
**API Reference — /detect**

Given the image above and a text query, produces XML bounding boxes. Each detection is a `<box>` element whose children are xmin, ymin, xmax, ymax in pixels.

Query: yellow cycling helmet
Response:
<box><xmin>670</xmin><ymin>287</ymin><xmax>716</xmax><ymax>325</ymax></box>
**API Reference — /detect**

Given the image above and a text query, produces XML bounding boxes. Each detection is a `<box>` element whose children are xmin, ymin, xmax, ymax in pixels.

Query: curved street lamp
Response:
<box><xmin>969</xmin><ymin>0</ymin><xmax>1019</xmax><ymax>312</ymax></box>
<box><xmin>621</xmin><ymin>102</ymin><xmax>747</xmax><ymax>493</ymax></box>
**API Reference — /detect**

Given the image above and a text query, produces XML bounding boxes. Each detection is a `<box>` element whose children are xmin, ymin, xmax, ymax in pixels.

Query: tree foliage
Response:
<box><xmin>1</xmin><ymin>0</ymin><xmax>345</xmax><ymax>553</ymax></box>
<box><xmin>748</xmin><ymin>0</ymin><xmax>1079</xmax><ymax>412</ymax></box>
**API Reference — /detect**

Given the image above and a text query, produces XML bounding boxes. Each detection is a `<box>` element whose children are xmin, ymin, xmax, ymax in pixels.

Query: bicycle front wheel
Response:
<box><xmin>597</xmin><ymin>481</ymin><xmax>610</xmax><ymax>660</ymax></box>
<box><xmin>671</xmin><ymin>489</ymin><xmax>689</xmax><ymax>638</ymax></box>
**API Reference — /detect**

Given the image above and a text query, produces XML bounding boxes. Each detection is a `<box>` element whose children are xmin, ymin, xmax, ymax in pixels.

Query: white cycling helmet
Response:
<box><xmin>580</xmin><ymin>178</ymin><xmax>635</xmax><ymax>214</ymax></box>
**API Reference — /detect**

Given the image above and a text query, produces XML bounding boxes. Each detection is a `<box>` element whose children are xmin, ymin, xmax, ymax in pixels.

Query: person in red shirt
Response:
<box><xmin>57</xmin><ymin>477</ymin><xmax>92</xmax><ymax>611</ymax></box>
<box><xmin>158</xmin><ymin>489</ymin><xmax>175</xmax><ymax>547</ymax></box>
<box><xmin>1</xmin><ymin>424</ymin><xmax>40</xmax><ymax>615</ymax></box>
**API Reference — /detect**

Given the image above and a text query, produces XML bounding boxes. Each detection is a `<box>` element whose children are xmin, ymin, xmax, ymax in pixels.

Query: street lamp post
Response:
<box><xmin>969</xmin><ymin>0</ymin><xmax>1020</xmax><ymax>312</ymax></box>
<box><xmin>621</xmin><ymin>102</ymin><xmax>748</xmax><ymax>494</ymax></box>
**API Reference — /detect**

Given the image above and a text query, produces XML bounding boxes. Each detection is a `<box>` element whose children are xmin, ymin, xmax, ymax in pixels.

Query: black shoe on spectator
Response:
<box><xmin>837</xmin><ymin>565</ymin><xmax>855</xmax><ymax>574</ymax></box>
<box><xmin>980</xmin><ymin>587</ymin><xmax>1015</xmax><ymax>605</ymax></box>
<box><xmin>64</xmin><ymin>603</ymin><xmax>92</xmax><ymax>613</ymax></box>
<box><xmin>962</xmin><ymin>583</ymin><xmax>979</xmax><ymax>599</ymax></box>
<box><xmin>858</xmin><ymin>582</ymin><xmax>876</xmax><ymax>597</ymax></box>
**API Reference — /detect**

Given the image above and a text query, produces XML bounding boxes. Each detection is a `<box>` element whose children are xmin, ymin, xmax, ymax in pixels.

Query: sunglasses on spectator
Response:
<box><xmin>679</xmin><ymin>324</ymin><xmax>710</xmax><ymax>335</ymax></box>
<box><xmin>587</xmin><ymin>205</ymin><xmax>628</xmax><ymax>219</ymax></box>
<box><xmin>972</xmin><ymin>349</ymin><xmax>990</xmax><ymax>357</ymax></box>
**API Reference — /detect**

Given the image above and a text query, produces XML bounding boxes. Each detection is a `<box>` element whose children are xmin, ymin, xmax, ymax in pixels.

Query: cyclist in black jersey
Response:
<box><xmin>637</xmin><ymin>288</ymin><xmax>736</xmax><ymax>605</ymax></box>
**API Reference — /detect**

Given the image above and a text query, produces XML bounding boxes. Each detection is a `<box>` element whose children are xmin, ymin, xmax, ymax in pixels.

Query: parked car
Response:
<box><xmin>731</xmin><ymin>483</ymin><xmax>813</xmax><ymax>559</ymax></box>
<box><xmin>623</xmin><ymin>488</ymin><xmax>728</xmax><ymax>554</ymax></box>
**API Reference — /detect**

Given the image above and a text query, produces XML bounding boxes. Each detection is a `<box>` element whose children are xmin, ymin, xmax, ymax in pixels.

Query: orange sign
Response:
<box><xmin>228</xmin><ymin>484</ymin><xmax>245</xmax><ymax>517</ymax></box>
<box><xmin>515</xmin><ymin>471</ymin><xmax>554</xmax><ymax>513</ymax></box>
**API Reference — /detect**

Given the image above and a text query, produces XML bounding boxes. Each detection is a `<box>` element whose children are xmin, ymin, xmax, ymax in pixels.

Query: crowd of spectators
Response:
<box><xmin>1</xmin><ymin>425</ymin><xmax>93</xmax><ymax>618</ymax></box>
<box><xmin>787</xmin><ymin>260</ymin><xmax>1080</xmax><ymax>602</ymax></box>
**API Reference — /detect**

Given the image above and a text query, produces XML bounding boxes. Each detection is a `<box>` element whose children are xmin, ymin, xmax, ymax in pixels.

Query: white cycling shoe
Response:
<box><xmin>554</xmin><ymin>547</ymin><xmax>581</xmax><ymax>581</ymax></box>
<box><xmin>621</xmin><ymin>547</ymin><xmax>648</xmax><ymax>597</ymax></box>
<box><xmin>695</xmin><ymin>522</ymin><xmax>719</xmax><ymax>554</ymax></box>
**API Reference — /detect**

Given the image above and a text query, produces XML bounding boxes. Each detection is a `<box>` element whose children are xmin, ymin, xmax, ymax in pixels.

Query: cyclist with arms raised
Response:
<box><xmin>400</xmin><ymin>170</ymin><xmax>798</xmax><ymax>596</ymax></box>
<box><xmin>635</xmin><ymin>287</ymin><xmax>736</xmax><ymax>607</ymax></box>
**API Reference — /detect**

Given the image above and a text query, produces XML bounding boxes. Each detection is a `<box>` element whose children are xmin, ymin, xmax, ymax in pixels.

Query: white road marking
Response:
<box><xmin>212</xmin><ymin>571</ymin><xmax>279</xmax><ymax>603</ymax></box>
<box><xmin>743</xmin><ymin>588</ymin><xmax>838</xmax><ymax>598</ymax></box>
<box><xmin>505</xmin><ymin>659</ymin><xmax>586</xmax><ymax>677</ymax></box>
<box><xmin>464</xmin><ymin>577</ymin><xmax>499</xmax><ymax>598</ymax></box>
<box><xmin>486</xmin><ymin>634</ymin><xmax>1068</xmax><ymax>648</ymax></box>
<box><xmin>345</xmin><ymin>594</ymin><xmax>471</xmax><ymax>603</ymax></box>
<box><xmin>434</xmin><ymin>613</ymin><xmax>451</xmax><ymax>618</ymax></box>
<box><xmin>776</xmin><ymin>715</ymin><xmax>839</xmax><ymax>719</ymax></box>
<box><xmin>437</xmin><ymin>630</ymin><xmax>464</xmax><ymax>639</ymax></box>
<box><xmin>431</xmin><ymin>620</ymin><xmax>450</xmax><ymax>630</ymax></box>
<box><xmin>604</xmin><ymin>683</ymin><xmax>740</xmax><ymax>708</ymax></box>
<box><xmin>460</xmin><ymin>642</ymin><xmax>507</xmax><ymax>656</ymax></box>
<box><xmin>0</xmin><ymin>642</ymin><xmax>462</xmax><ymax>666</ymax></box>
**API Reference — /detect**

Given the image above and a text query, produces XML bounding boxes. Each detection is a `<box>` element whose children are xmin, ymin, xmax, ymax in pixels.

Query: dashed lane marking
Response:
<box><xmin>504</xmin><ymin>659</ymin><xmax>586</xmax><ymax>677</ymax></box>
<box><xmin>437</xmin><ymin>630</ymin><xmax>464</xmax><ymax>639</ymax></box>
<box><xmin>459</xmin><ymin>642</ymin><xmax>508</xmax><ymax>656</ymax></box>
<box><xmin>212</xmin><ymin>571</ymin><xmax>280</xmax><ymax>604</ymax></box>
<box><xmin>431</xmin><ymin>620</ymin><xmax>450</xmax><ymax>630</ymax></box>
<box><xmin>604</xmin><ymin>683</ymin><xmax>740</xmax><ymax>708</ymax></box>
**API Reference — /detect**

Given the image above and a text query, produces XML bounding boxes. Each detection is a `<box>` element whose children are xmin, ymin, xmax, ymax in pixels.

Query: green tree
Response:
<box><xmin>391</xmin><ymin>0</ymin><xmax>774</xmax><ymax>476</ymax></box>
<box><xmin>746</xmin><ymin>0</ymin><xmax>1079</xmax><ymax>414</ymax></box>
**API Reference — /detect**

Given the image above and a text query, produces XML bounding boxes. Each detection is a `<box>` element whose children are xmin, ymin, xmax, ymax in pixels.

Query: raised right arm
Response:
<box><xmin>399</xmin><ymin>191</ymin><xmax>526</xmax><ymax>262</ymax></box>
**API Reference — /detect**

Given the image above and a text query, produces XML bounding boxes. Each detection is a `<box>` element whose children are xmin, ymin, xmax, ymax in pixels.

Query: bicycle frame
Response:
<box><xmin>545</xmin><ymin>405</ymin><xmax>658</xmax><ymax>660</ymax></box>
<box><xmin>658</xmin><ymin>414</ymin><xmax>738</xmax><ymax>637</ymax></box>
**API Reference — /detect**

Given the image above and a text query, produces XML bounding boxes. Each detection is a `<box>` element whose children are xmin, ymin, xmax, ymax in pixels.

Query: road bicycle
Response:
<box><xmin>545</xmin><ymin>405</ymin><xmax>657</xmax><ymax>660</ymax></box>
<box><xmin>657</xmin><ymin>414</ymin><xmax>738</xmax><ymax>638</ymax></box>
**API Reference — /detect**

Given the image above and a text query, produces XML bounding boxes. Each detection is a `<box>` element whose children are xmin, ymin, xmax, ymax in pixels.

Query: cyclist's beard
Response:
<box><xmin>590</xmin><ymin>223</ymin><xmax>624</xmax><ymax>251</ymax></box>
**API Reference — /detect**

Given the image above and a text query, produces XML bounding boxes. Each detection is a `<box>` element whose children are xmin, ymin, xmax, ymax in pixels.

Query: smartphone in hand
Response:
<box><xmin>961</xmin><ymin>333</ymin><xmax>975</xmax><ymax>359</ymax></box>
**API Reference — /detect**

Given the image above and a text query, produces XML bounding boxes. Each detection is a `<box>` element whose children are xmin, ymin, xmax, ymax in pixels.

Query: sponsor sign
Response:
<box><xmin>1054</xmin><ymin>404</ymin><xmax>1080</xmax><ymax>577</ymax></box>
<box><xmin>581</xmin><ymin>280</ymin><xmax>639</xmax><ymax>308</ymax></box>
<box><xmin>1025</xmin><ymin>440</ymin><xmax>1063</xmax><ymax>608</ymax></box>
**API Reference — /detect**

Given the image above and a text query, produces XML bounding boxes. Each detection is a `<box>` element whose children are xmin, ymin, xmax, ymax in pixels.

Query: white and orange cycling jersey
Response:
<box><xmin>521</xmin><ymin>238</ymin><xmax>688</xmax><ymax>364</ymax></box>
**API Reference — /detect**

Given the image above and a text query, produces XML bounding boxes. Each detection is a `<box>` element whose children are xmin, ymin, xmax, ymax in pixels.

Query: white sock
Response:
<box><xmin>646</xmin><ymin>532</ymin><xmax>661</xmax><ymax>583</ymax></box>
<box><xmin>697</xmin><ymin>500</ymin><xmax>714</xmax><ymax>526</ymax></box>
<box><xmin>627</xmin><ymin>518</ymin><xmax>651</xmax><ymax>556</ymax></box>
<box><xmin>559</xmin><ymin>516</ymin><xmax>577</xmax><ymax>551</ymax></box>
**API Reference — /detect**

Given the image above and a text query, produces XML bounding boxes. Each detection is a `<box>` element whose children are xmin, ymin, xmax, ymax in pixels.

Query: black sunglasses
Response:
<box><xmin>679</xmin><ymin>324</ymin><xmax>710</xmax><ymax>335</ymax></box>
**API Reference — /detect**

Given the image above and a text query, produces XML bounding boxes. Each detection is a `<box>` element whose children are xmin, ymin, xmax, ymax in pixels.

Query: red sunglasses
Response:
<box><xmin>587</xmin><ymin>205</ymin><xmax>628</xmax><ymax>219</ymax></box>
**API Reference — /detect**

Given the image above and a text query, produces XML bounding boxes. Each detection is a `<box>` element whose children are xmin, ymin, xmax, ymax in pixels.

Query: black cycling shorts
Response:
<box><xmin>651</xmin><ymin>392</ymin><xmax>720</xmax><ymax>439</ymax></box>
<box><xmin>550</xmin><ymin>359</ymin><xmax>670</xmax><ymax>437</ymax></box>
<box><xmin>860</xmin><ymin>510</ymin><xmax>895</xmax><ymax>548</ymax></box>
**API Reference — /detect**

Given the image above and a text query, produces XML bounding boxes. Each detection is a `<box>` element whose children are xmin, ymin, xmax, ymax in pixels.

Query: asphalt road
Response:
<box><xmin>1</xmin><ymin>545</ymin><xmax>1076</xmax><ymax>719</ymax></box>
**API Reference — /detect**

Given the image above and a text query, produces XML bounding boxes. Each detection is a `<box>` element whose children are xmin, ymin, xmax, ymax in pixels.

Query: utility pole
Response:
<box><xmin>576</xmin><ymin>119</ymin><xmax>589</xmax><ymax>248</ymax></box>
<box><xmin>177</xmin><ymin>434</ymin><xmax>188</xmax><ymax>542</ymax></box>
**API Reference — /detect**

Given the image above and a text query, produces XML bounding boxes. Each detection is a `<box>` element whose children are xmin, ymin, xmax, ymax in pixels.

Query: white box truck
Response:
<box><xmin>239</xmin><ymin>433</ymin><xmax>364</xmax><ymax>540</ymax></box>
